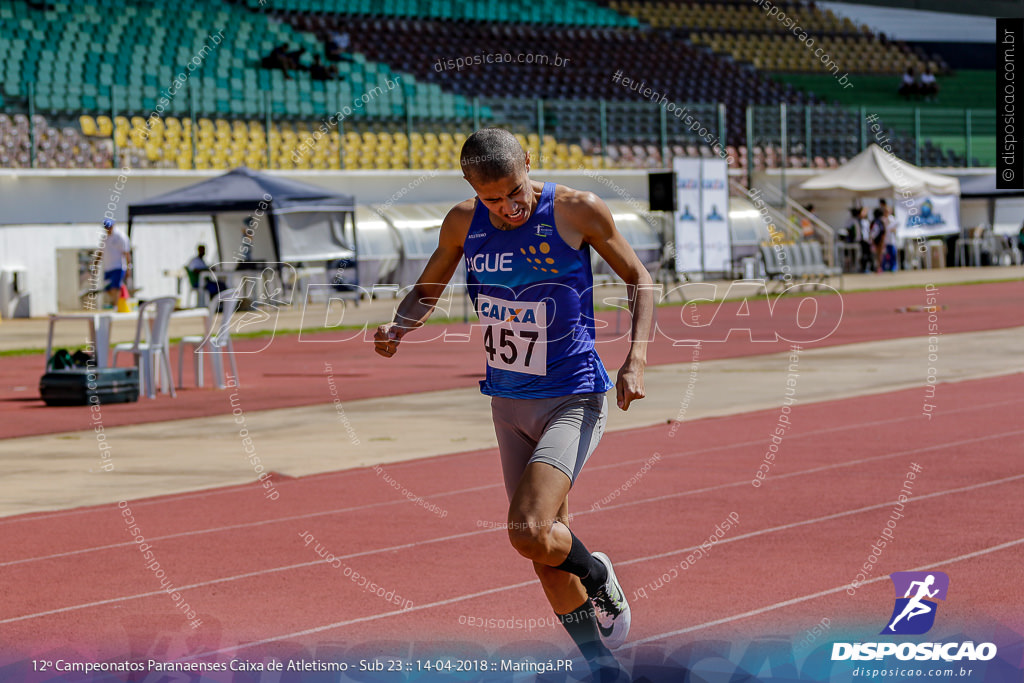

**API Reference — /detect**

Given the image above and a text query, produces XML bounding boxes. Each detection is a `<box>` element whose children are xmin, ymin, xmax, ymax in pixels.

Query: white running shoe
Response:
<box><xmin>590</xmin><ymin>551</ymin><xmax>631</xmax><ymax>649</ymax></box>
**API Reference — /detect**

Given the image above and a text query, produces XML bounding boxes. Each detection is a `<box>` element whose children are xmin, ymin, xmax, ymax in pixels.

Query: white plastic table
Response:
<box><xmin>45</xmin><ymin>311</ymin><xmax>138</xmax><ymax>369</ymax></box>
<box><xmin>45</xmin><ymin>308</ymin><xmax>210</xmax><ymax>370</ymax></box>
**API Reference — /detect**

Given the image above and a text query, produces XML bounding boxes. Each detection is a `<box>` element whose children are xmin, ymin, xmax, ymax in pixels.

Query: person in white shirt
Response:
<box><xmin>100</xmin><ymin>218</ymin><xmax>131</xmax><ymax>306</ymax></box>
<box><xmin>920</xmin><ymin>68</ymin><xmax>938</xmax><ymax>101</ymax></box>
<box><xmin>899</xmin><ymin>67</ymin><xmax>919</xmax><ymax>99</ymax></box>
<box><xmin>879</xmin><ymin>200</ymin><xmax>899</xmax><ymax>271</ymax></box>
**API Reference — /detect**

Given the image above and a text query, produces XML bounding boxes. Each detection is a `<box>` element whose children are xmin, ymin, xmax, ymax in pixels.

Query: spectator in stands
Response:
<box><xmin>899</xmin><ymin>67</ymin><xmax>919</xmax><ymax>99</ymax></box>
<box><xmin>287</xmin><ymin>45</ymin><xmax>306</xmax><ymax>67</ymax></box>
<box><xmin>99</xmin><ymin>218</ymin><xmax>131</xmax><ymax>307</ymax></box>
<box><xmin>1018</xmin><ymin>223</ymin><xmax>1024</xmax><ymax>252</ymax></box>
<box><xmin>326</xmin><ymin>30</ymin><xmax>356</xmax><ymax>62</ymax></box>
<box><xmin>920</xmin><ymin>67</ymin><xmax>938</xmax><ymax>101</ymax></box>
<box><xmin>309</xmin><ymin>55</ymin><xmax>338</xmax><ymax>81</ymax></box>
<box><xmin>262</xmin><ymin>44</ymin><xmax>288</xmax><ymax>70</ymax></box>
<box><xmin>185</xmin><ymin>244</ymin><xmax>221</xmax><ymax>303</ymax></box>
<box><xmin>262</xmin><ymin>44</ymin><xmax>303</xmax><ymax>79</ymax></box>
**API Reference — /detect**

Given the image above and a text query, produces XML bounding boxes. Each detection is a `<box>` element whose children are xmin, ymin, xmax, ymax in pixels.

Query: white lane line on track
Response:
<box><xmin>619</xmin><ymin>473</ymin><xmax>1024</xmax><ymax>567</ymax></box>
<box><xmin>3</xmin><ymin>427</ymin><xmax>1022</xmax><ymax>569</ymax></box>
<box><xmin>593</xmin><ymin>431</ymin><xmax>1024</xmax><ymax>518</ymax></box>
<box><xmin>621</xmin><ymin>536</ymin><xmax>1024</xmax><ymax>651</ymax></box>
<box><xmin>1</xmin><ymin>394</ymin><xmax>1019</xmax><ymax>527</ymax></box>
<box><xmin>3</xmin><ymin>470</ymin><xmax>1022</xmax><ymax>628</ymax></box>
<box><xmin>0</xmin><ymin>482</ymin><xmax>498</xmax><ymax>568</ymax></box>
<box><xmin>184</xmin><ymin>536</ymin><xmax>1024</xmax><ymax>660</ymax></box>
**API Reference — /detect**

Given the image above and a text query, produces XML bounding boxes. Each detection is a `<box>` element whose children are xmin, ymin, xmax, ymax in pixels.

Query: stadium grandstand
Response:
<box><xmin>0</xmin><ymin>0</ymin><xmax>1013</xmax><ymax>318</ymax></box>
<box><xmin>0</xmin><ymin>0</ymin><xmax>999</xmax><ymax>171</ymax></box>
<box><xmin>1</xmin><ymin>5</ymin><xmax>1022</xmax><ymax>682</ymax></box>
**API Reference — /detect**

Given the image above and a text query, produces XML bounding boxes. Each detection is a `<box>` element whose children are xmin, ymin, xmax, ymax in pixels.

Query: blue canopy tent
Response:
<box><xmin>127</xmin><ymin>167</ymin><xmax>357</xmax><ymax>270</ymax></box>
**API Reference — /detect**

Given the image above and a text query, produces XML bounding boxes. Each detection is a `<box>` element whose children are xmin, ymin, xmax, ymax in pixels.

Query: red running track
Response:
<box><xmin>1</xmin><ymin>280</ymin><xmax>1021</xmax><ymax>439</ymax></box>
<box><xmin>1</xmin><ymin>373</ymin><xmax>1022</xmax><ymax>666</ymax></box>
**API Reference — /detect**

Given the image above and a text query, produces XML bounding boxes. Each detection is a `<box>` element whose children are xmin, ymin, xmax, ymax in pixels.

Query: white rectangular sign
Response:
<box><xmin>700</xmin><ymin>158</ymin><xmax>731</xmax><ymax>274</ymax></box>
<box><xmin>673</xmin><ymin>158</ymin><xmax>703</xmax><ymax>274</ymax></box>
<box><xmin>476</xmin><ymin>294</ymin><xmax>547</xmax><ymax>376</ymax></box>
<box><xmin>895</xmin><ymin>194</ymin><xmax>960</xmax><ymax>239</ymax></box>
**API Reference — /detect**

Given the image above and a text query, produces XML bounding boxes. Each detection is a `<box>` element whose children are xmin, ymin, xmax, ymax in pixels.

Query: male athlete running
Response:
<box><xmin>374</xmin><ymin>128</ymin><xmax>653</xmax><ymax>679</ymax></box>
<box><xmin>888</xmin><ymin>574</ymin><xmax>940</xmax><ymax>631</ymax></box>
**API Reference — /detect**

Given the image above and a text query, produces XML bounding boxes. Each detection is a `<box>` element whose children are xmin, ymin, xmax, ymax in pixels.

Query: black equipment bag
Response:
<box><xmin>40</xmin><ymin>367</ymin><xmax>140</xmax><ymax>406</ymax></box>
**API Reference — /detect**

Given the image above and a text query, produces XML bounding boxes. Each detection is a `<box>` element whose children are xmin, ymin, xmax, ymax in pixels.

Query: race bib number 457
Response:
<box><xmin>477</xmin><ymin>294</ymin><xmax>547</xmax><ymax>376</ymax></box>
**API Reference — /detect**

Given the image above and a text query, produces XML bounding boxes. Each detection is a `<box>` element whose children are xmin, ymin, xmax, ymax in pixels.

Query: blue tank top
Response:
<box><xmin>463</xmin><ymin>182</ymin><xmax>613</xmax><ymax>399</ymax></box>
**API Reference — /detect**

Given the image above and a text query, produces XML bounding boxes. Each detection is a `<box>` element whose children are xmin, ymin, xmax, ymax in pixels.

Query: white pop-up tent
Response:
<box><xmin>801</xmin><ymin>144</ymin><xmax>961</xmax><ymax>238</ymax></box>
<box><xmin>800</xmin><ymin>144</ymin><xmax>960</xmax><ymax>196</ymax></box>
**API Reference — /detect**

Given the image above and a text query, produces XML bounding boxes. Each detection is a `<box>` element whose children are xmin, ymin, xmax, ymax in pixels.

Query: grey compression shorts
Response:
<box><xmin>490</xmin><ymin>392</ymin><xmax>608</xmax><ymax>501</ymax></box>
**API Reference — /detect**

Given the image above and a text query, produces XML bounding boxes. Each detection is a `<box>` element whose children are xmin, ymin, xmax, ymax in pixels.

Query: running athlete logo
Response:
<box><xmin>535</xmin><ymin>223</ymin><xmax>554</xmax><ymax>237</ymax></box>
<box><xmin>881</xmin><ymin>571</ymin><xmax>949</xmax><ymax>635</ymax></box>
<box><xmin>198</xmin><ymin>263</ymin><xmax>293</xmax><ymax>354</ymax></box>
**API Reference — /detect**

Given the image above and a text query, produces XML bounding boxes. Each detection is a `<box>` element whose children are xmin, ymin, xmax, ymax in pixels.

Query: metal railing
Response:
<box><xmin>0</xmin><ymin>83</ymin><xmax>998</xmax><ymax>173</ymax></box>
<box><xmin>756</xmin><ymin>182</ymin><xmax>838</xmax><ymax>266</ymax></box>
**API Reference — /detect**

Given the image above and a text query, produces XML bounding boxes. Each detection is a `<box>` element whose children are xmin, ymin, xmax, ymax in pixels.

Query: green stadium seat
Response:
<box><xmin>6</xmin><ymin>0</ymin><xmax>636</xmax><ymax>171</ymax></box>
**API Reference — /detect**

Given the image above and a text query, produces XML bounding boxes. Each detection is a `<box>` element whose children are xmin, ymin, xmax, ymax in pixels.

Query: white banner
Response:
<box><xmin>894</xmin><ymin>194</ymin><xmax>960</xmax><ymax>239</ymax></box>
<box><xmin>700</xmin><ymin>159</ymin><xmax>731</xmax><ymax>274</ymax></box>
<box><xmin>673</xmin><ymin>158</ymin><xmax>703</xmax><ymax>274</ymax></box>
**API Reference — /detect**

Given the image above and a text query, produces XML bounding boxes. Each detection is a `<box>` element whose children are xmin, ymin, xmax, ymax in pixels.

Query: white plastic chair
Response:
<box><xmin>112</xmin><ymin>296</ymin><xmax>178</xmax><ymax>399</ymax></box>
<box><xmin>176</xmin><ymin>291</ymin><xmax>240</xmax><ymax>390</ymax></box>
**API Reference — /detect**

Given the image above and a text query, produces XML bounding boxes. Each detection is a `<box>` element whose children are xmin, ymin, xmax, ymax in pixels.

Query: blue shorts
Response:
<box><xmin>104</xmin><ymin>269</ymin><xmax>126</xmax><ymax>291</ymax></box>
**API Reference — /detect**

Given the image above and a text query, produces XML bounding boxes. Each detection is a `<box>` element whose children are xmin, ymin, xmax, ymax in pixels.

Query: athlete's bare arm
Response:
<box><xmin>555</xmin><ymin>187</ymin><xmax>654</xmax><ymax>411</ymax></box>
<box><xmin>374</xmin><ymin>201</ymin><xmax>473</xmax><ymax>358</ymax></box>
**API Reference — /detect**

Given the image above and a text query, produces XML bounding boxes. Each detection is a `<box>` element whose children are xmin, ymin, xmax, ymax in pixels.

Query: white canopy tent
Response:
<box><xmin>801</xmin><ymin>144</ymin><xmax>962</xmax><ymax>241</ymax></box>
<box><xmin>800</xmin><ymin>144</ymin><xmax>960</xmax><ymax>197</ymax></box>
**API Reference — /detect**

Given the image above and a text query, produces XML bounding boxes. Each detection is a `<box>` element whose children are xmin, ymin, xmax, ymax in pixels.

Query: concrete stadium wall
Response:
<box><xmin>0</xmin><ymin>168</ymin><xmax>655</xmax><ymax>316</ymax></box>
<box><xmin>0</xmin><ymin>168</ymin><xmax>655</xmax><ymax>226</ymax></box>
<box><xmin>0</xmin><ymin>167</ymin><xmax>1002</xmax><ymax>317</ymax></box>
<box><xmin>0</xmin><ymin>220</ymin><xmax>217</xmax><ymax>318</ymax></box>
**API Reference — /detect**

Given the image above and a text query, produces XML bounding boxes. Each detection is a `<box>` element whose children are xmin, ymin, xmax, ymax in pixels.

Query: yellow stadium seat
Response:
<box><xmin>96</xmin><ymin>116</ymin><xmax>113</xmax><ymax>137</ymax></box>
<box><xmin>79</xmin><ymin>115</ymin><xmax>98</xmax><ymax>136</ymax></box>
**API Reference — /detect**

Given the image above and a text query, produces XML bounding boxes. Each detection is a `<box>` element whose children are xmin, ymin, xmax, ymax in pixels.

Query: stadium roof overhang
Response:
<box><xmin>958</xmin><ymin>173</ymin><xmax>1024</xmax><ymax>199</ymax></box>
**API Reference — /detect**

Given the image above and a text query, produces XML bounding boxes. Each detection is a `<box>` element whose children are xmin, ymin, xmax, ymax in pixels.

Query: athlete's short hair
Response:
<box><xmin>460</xmin><ymin>128</ymin><xmax>525</xmax><ymax>183</ymax></box>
